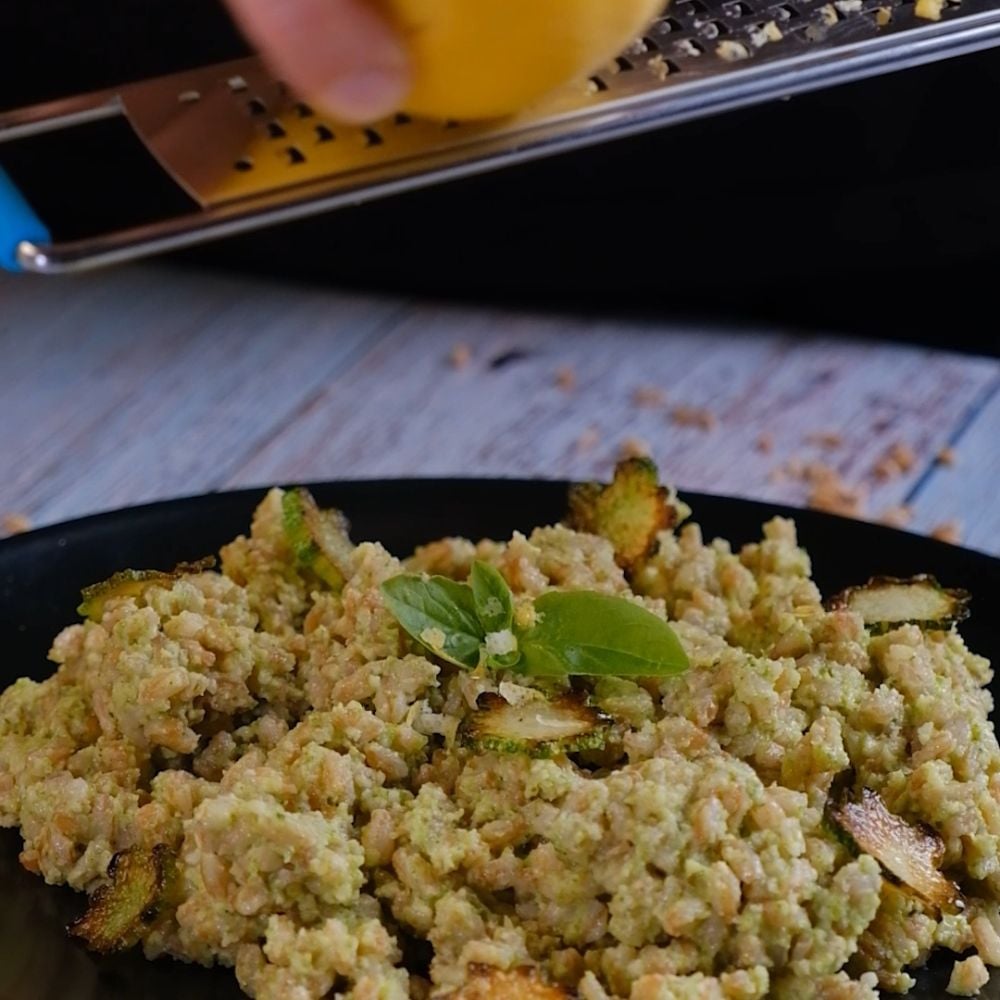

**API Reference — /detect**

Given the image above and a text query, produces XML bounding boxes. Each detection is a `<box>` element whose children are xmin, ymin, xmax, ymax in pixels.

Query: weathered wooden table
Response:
<box><xmin>1</xmin><ymin>263</ymin><xmax>997</xmax><ymax>555</ymax></box>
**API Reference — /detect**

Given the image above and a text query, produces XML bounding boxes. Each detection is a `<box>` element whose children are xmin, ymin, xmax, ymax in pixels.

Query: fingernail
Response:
<box><xmin>321</xmin><ymin>67</ymin><xmax>410</xmax><ymax>123</ymax></box>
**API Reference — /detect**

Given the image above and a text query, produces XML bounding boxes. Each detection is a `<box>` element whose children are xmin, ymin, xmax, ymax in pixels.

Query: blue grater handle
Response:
<box><xmin>0</xmin><ymin>168</ymin><xmax>50</xmax><ymax>272</ymax></box>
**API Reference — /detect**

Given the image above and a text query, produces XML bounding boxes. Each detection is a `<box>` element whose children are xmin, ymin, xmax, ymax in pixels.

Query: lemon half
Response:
<box><xmin>380</xmin><ymin>0</ymin><xmax>666</xmax><ymax>120</ymax></box>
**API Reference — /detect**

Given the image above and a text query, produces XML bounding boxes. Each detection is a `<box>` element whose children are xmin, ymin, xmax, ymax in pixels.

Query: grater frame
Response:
<box><xmin>3</xmin><ymin>0</ymin><xmax>1000</xmax><ymax>274</ymax></box>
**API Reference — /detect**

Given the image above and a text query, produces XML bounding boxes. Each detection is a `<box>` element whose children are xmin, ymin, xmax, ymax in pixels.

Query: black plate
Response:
<box><xmin>1</xmin><ymin>480</ymin><xmax>998</xmax><ymax>999</ymax></box>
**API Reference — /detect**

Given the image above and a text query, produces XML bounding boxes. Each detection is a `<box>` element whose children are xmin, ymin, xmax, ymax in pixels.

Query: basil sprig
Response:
<box><xmin>381</xmin><ymin>561</ymin><xmax>688</xmax><ymax>677</ymax></box>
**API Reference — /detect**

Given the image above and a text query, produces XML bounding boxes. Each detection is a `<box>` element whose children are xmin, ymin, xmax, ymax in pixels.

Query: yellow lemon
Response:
<box><xmin>381</xmin><ymin>0</ymin><xmax>666</xmax><ymax>120</ymax></box>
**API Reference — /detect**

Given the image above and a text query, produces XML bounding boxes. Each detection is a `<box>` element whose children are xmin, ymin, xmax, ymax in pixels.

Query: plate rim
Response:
<box><xmin>1</xmin><ymin>477</ymin><xmax>996</xmax><ymax>569</ymax></box>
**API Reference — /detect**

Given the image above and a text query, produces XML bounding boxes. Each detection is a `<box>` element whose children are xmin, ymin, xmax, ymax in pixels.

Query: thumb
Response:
<box><xmin>226</xmin><ymin>0</ymin><xmax>411</xmax><ymax>123</ymax></box>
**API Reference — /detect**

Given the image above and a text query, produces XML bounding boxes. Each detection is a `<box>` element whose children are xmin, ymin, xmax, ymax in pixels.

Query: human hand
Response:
<box><xmin>224</xmin><ymin>0</ymin><xmax>411</xmax><ymax>123</ymax></box>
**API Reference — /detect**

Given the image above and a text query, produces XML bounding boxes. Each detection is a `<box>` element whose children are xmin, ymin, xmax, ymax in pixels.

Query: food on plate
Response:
<box><xmin>828</xmin><ymin>575</ymin><xmax>971</xmax><ymax>635</ymax></box>
<box><xmin>1</xmin><ymin>461</ymin><xmax>997</xmax><ymax>999</ymax></box>
<box><xmin>384</xmin><ymin>0</ymin><xmax>666</xmax><ymax>119</ymax></box>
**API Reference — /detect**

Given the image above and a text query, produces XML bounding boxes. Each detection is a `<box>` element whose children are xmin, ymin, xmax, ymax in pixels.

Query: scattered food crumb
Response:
<box><xmin>768</xmin><ymin>466</ymin><xmax>786</xmax><ymax>484</ymax></box>
<box><xmin>806</xmin><ymin>430</ymin><xmax>844</xmax><ymax>450</ymax></box>
<box><xmin>873</xmin><ymin>441</ymin><xmax>917</xmax><ymax>481</ymax></box>
<box><xmin>935</xmin><ymin>446</ymin><xmax>957</xmax><ymax>467</ymax></box>
<box><xmin>749</xmin><ymin>19</ymin><xmax>784</xmax><ymax>46</ymax></box>
<box><xmin>802</xmin><ymin>462</ymin><xmax>867</xmax><ymax>517</ymax></box>
<box><xmin>1</xmin><ymin>512</ymin><xmax>31</xmax><ymax>536</ymax></box>
<box><xmin>676</xmin><ymin>38</ymin><xmax>704</xmax><ymax>58</ymax></box>
<box><xmin>716</xmin><ymin>40</ymin><xmax>751</xmax><ymax>61</ymax></box>
<box><xmin>879</xmin><ymin>504</ymin><xmax>914</xmax><ymax>529</ymax></box>
<box><xmin>818</xmin><ymin>3</ymin><xmax>840</xmax><ymax>24</ymax></box>
<box><xmin>803</xmin><ymin>460</ymin><xmax>838</xmax><ymax>485</ymax></box>
<box><xmin>874</xmin><ymin>5</ymin><xmax>893</xmax><ymax>25</ymax></box>
<box><xmin>889</xmin><ymin>442</ymin><xmax>917</xmax><ymax>473</ymax></box>
<box><xmin>671</xmin><ymin>405</ymin><xmax>718</xmax><ymax>431</ymax></box>
<box><xmin>632</xmin><ymin>385</ymin><xmax>667</xmax><ymax>409</ymax></box>
<box><xmin>555</xmin><ymin>366</ymin><xmax>577</xmax><ymax>392</ymax></box>
<box><xmin>915</xmin><ymin>0</ymin><xmax>946</xmax><ymax>19</ymax></box>
<box><xmin>448</xmin><ymin>342</ymin><xmax>471</xmax><ymax>370</ymax></box>
<box><xmin>947</xmin><ymin>954</ymin><xmax>989</xmax><ymax>995</ymax></box>
<box><xmin>575</xmin><ymin>427</ymin><xmax>600</xmax><ymax>453</ymax></box>
<box><xmin>619</xmin><ymin>436</ymin><xmax>652</xmax><ymax>460</ymax></box>
<box><xmin>756</xmin><ymin>432</ymin><xmax>775</xmax><ymax>454</ymax></box>
<box><xmin>834</xmin><ymin>0</ymin><xmax>863</xmax><ymax>12</ymax></box>
<box><xmin>647</xmin><ymin>54</ymin><xmax>672</xmax><ymax>81</ymax></box>
<box><xmin>785</xmin><ymin>456</ymin><xmax>805</xmax><ymax>479</ymax></box>
<box><xmin>930</xmin><ymin>520</ymin><xmax>963</xmax><ymax>545</ymax></box>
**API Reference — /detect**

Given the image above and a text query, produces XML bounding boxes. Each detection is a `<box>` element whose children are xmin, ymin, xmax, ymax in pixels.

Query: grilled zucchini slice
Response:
<box><xmin>281</xmin><ymin>487</ymin><xmax>353</xmax><ymax>592</ymax></box>
<box><xmin>460</xmin><ymin>692</ymin><xmax>615</xmax><ymax>758</ymax></box>
<box><xmin>828</xmin><ymin>575</ymin><xmax>970</xmax><ymax>634</ymax></box>
<box><xmin>77</xmin><ymin>558</ymin><xmax>216</xmax><ymax>621</ymax></box>
<box><xmin>829</xmin><ymin>787</ymin><xmax>962</xmax><ymax>910</ymax></box>
<box><xmin>68</xmin><ymin>845</ymin><xmax>177</xmax><ymax>953</ymax></box>
<box><xmin>566</xmin><ymin>458</ymin><xmax>677</xmax><ymax>571</ymax></box>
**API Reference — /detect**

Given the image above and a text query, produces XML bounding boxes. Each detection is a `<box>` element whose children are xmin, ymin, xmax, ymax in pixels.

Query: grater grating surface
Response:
<box><xmin>3</xmin><ymin>0</ymin><xmax>1000</xmax><ymax>272</ymax></box>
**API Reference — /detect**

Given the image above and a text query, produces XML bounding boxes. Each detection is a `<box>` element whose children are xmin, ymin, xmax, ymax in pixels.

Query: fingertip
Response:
<box><xmin>319</xmin><ymin>66</ymin><xmax>411</xmax><ymax>124</ymax></box>
<box><xmin>227</xmin><ymin>0</ymin><xmax>411</xmax><ymax>123</ymax></box>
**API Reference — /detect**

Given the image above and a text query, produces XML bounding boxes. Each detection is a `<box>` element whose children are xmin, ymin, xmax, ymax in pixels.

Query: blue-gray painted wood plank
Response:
<box><xmin>0</xmin><ymin>265</ymin><xmax>996</xmax><ymax>555</ymax></box>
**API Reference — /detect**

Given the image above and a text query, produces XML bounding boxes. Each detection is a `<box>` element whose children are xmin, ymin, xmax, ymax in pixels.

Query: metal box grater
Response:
<box><xmin>2</xmin><ymin>0</ymin><xmax>1000</xmax><ymax>274</ymax></box>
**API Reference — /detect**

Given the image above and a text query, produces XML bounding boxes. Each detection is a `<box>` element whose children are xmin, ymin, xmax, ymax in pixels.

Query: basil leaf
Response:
<box><xmin>381</xmin><ymin>575</ymin><xmax>484</xmax><ymax>669</ymax></box>
<box><xmin>470</xmin><ymin>561</ymin><xmax>514</xmax><ymax>633</ymax></box>
<box><xmin>518</xmin><ymin>591</ymin><xmax>689</xmax><ymax>677</ymax></box>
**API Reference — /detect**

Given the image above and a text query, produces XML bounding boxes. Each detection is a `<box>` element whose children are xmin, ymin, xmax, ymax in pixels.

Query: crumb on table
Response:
<box><xmin>756</xmin><ymin>433</ymin><xmax>774</xmax><ymax>454</ymax></box>
<box><xmin>806</xmin><ymin>431</ymin><xmax>844</xmax><ymax>450</ymax></box>
<box><xmin>873</xmin><ymin>441</ymin><xmax>917</xmax><ymax>481</ymax></box>
<box><xmin>936</xmin><ymin>446</ymin><xmax>957</xmax><ymax>467</ymax></box>
<box><xmin>878</xmin><ymin>505</ymin><xmax>913</xmax><ymax>529</ymax></box>
<box><xmin>670</xmin><ymin>405</ymin><xmax>717</xmax><ymax>431</ymax></box>
<box><xmin>931</xmin><ymin>520</ymin><xmax>963</xmax><ymax>545</ymax></box>
<box><xmin>575</xmin><ymin>427</ymin><xmax>600</xmax><ymax>453</ymax></box>
<box><xmin>1</xmin><ymin>512</ymin><xmax>31</xmax><ymax>536</ymax></box>
<box><xmin>807</xmin><ymin>467</ymin><xmax>867</xmax><ymax>517</ymax></box>
<box><xmin>555</xmin><ymin>366</ymin><xmax>577</xmax><ymax>392</ymax></box>
<box><xmin>619</xmin><ymin>436</ymin><xmax>652</xmax><ymax>460</ymax></box>
<box><xmin>449</xmin><ymin>343</ymin><xmax>472</xmax><ymax>370</ymax></box>
<box><xmin>632</xmin><ymin>385</ymin><xmax>667</xmax><ymax>409</ymax></box>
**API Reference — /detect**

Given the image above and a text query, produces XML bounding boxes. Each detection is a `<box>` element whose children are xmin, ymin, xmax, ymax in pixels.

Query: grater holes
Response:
<box><xmin>285</xmin><ymin>146</ymin><xmax>307</xmax><ymax>165</ymax></box>
<box><xmin>699</xmin><ymin>19</ymin><xmax>730</xmax><ymax>36</ymax></box>
<box><xmin>315</xmin><ymin>124</ymin><xmax>335</xmax><ymax>143</ymax></box>
<box><xmin>178</xmin><ymin>90</ymin><xmax>201</xmax><ymax>104</ymax></box>
<box><xmin>247</xmin><ymin>97</ymin><xmax>268</xmax><ymax>116</ymax></box>
<box><xmin>660</xmin><ymin>16</ymin><xmax>686</xmax><ymax>31</ymax></box>
<box><xmin>295</xmin><ymin>102</ymin><xmax>315</xmax><ymax>118</ymax></box>
<box><xmin>234</xmin><ymin>157</ymin><xmax>254</xmax><ymax>172</ymax></box>
<box><xmin>227</xmin><ymin>75</ymin><xmax>248</xmax><ymax>92</ymax></box>
<box><xmin>393</xmin><ymin>112</ymin><xmax>413</xmax><ymax>125</ymax></box>
<box><xmin>681</xmin><ymin>0</ymin><xmax>710</xmax><ymax>15</ymax></box>
<box><xmin>588</xmin><ymin>76</ymin><xmax>609</xmax><ymax>92</ymax></box>
<box><xmin>773</xmin><ymin>3</ymin><xmax>800</xmax><ymax>17</ymax></box>
<box><xmin>363</xmin><ymin>128</ymin><xmax>384</xmax><ymax>147</ymax></box>
<box><xmin>614</xmin><ymin>56</ymin><xmax>635</xmax><ymax>72</ymax></box>
<box><xmin>675</xmin><ymin>37</ymin><xmax>706</xmax><ymax>55</ymax></box>
<box><xmin>266</xmin><ymin>121</ymin><xmax>287</xmax><ymax>139</ymax></box>
<box><xmin>640</xmin><ymin>35</ymin><xmax>661</xmax><ymax>51</ymax></box>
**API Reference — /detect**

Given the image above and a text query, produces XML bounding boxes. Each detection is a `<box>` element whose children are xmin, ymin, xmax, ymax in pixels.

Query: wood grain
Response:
<box><xmin>0</xmin><ymin>264</ymin><xmax>996</xmax><ymax>555</ymax></box>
